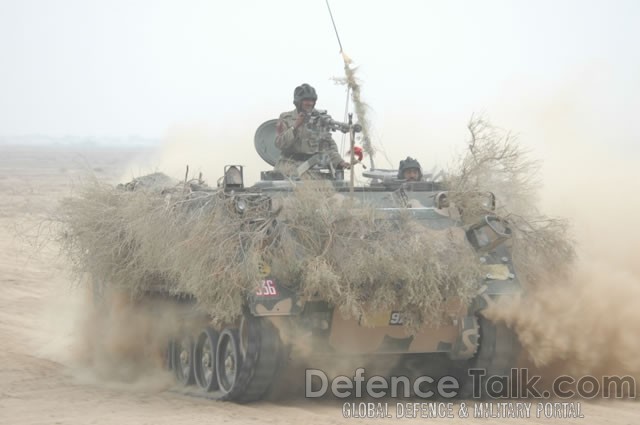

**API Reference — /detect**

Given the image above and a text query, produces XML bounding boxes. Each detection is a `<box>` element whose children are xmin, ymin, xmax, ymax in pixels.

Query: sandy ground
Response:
<box><xmin>0</xmin><ymin>144</ymin><xmax>637</xmax><ymax>424</ymax></box>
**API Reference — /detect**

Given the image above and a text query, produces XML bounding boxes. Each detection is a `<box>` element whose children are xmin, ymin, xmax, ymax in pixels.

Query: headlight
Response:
<box><xmin>481</xmin><ymin>192</ymin><xmax>496</xmax><ymax>211</ymax></box>
<box><xmin>234</xmin><ymin>198</ymin><xmax>247</xmax><ymax>214</ymax></box>
<box><xmin>467</xmin><ymin>215</ymin><xmax>512</xmax><ymax>251</ymax></box>
<box><xmin>434</xmin><ymin>191</ymin><xmax>450</xmax><ymax>209</ymax></box>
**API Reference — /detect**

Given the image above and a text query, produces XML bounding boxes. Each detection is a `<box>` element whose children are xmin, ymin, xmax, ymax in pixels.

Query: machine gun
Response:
<box><xmin>304</xmin><ymin>109</ymin><xmax>363</xmax><ymax>134</ymax></box>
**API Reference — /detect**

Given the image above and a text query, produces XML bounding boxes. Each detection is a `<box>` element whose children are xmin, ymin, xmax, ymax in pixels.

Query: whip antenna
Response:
<box><xmin>325</xmin><ymin>0</ymin><xmax>350</xmax><ymax>154</ymax></box>
<box><xmin>325</xmin><ymin>0</ymin><xmax>344</xmax><ymax>53</ymax></box>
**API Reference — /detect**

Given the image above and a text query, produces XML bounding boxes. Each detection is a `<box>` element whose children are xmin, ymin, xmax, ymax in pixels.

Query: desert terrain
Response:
<box><xmin>0</xmin><ymin>144</ymin><xmax>637</xmax><ymax>424</ymax></box>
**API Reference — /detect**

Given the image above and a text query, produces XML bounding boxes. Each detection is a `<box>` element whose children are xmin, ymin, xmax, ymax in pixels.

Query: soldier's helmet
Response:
<box><xmin>293</xmin><ymin>83</ymin><xmax>318</xmax><ymax>109</ymax></box>
<box><xmin>397</xmin><ymin>156</ymin><xmax>423</xmax><ymax>180</ymax></box>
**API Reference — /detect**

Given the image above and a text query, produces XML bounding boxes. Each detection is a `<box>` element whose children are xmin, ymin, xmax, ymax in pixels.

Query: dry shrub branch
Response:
<box><xmin>445</xmin><ymin>116</ymin><xmax>576</xmax><ymax>285</ymax></box>
<box><xmin>332</xmin><ymin>53</ymin><xmax>375</xmax><ymax>161</ymax></box>
<box><xmin>58</xmin><ymin>177</ymin><xmax>482</xmax><ymax>329</ymax></box>
<box><xmin>58</xmin><ymin>117</ymin><xmax>575</xmax><ymax>334</ymax></box>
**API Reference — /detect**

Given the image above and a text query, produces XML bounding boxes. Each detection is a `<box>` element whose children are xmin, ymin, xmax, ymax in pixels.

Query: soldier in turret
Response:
<box><xmin>397</xmin><ymin>157</ymin><xmax>423</xmax><ymax>182</ymax></box>
<box><xmin>274</xmin><ymin>83</ymin><xmax>350</xmax><ymax>176</ymax></box>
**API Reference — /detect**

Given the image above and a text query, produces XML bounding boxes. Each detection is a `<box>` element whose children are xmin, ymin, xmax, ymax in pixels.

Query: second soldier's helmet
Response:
<box><xmin>397</xmin><ymin>156</ymin><xmax>423</xmax><ymax>180</ymax></box>
<box><xmin>293</xmin><ymin>83</ymin><xmax>318</xmax><ymax>109</ymax></box>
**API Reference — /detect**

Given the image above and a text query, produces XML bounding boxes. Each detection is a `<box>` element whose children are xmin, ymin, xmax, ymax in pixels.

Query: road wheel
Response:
<box><xmin>216</xmin><ymin>328</ymin><xmax>242</xmax><ymax>395</ymax></box>
<box><xmin>194</xmin><ymin>328</ymin><xmax>219</xmax><ymax>391</ymax></box>
<box><xmin>453</xmin><ymin>316</ymin><xmax>520</xmax><ymax>399</ymax></box>
<box><xmin>213</xmin><ymin>316</ymin><xmax>284</xmax><ymax>402</ymax></box>
<box><xmin>172</xmin><ymin>334</ymin><xmax>195</xmax><ymax>386</ymax></box>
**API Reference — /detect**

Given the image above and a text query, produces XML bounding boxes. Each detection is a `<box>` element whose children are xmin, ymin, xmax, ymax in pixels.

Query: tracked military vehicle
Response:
<box><xmin>161</xmin><ymin>117</ymin><xmax>522</xmax><ymax>403</ymax></box>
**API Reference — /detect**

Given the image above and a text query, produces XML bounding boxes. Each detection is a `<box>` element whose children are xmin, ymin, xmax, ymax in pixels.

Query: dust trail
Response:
<box><xmin>46</xmin><ymin>280</ymin><xmax>189</xmax><ymax>392</ymax></box>
<box><xmin>486</xmin><ymin>143</ymin><xmax>640</xmax><ymax>391</ymax></box>
<box><xmin>118</xmin><ymin>122</ymin><xmax>265</xmax><ymax>186</ymax></box>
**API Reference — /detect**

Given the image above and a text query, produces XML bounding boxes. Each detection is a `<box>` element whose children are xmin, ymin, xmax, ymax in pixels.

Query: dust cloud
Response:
<box><xmin>486</xmin><ymin>138</ymin><xmax>640</xmax><ymax>388</ymax></box>
<box><xmin>120</xmin><ymin>120</ymin><xmax>271</xmax><ymax>187</ymax></box>
<box><xmin>36</xmin><ymin>270</ymin><xmax>184</xmax><ymax>392</ymax></box>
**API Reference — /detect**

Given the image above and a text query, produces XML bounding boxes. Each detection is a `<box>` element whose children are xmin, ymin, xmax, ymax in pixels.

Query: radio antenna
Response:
<box><xmin>325</xmin><ymin>0</ymin><xmax>344</xmax><ymax>53</ymax></box>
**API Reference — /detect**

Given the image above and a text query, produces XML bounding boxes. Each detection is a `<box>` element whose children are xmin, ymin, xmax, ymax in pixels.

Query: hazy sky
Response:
<box><xmin>1</xmin><ymin>0</ymin><xmax>639</xmax><ymax>169</ymax></box>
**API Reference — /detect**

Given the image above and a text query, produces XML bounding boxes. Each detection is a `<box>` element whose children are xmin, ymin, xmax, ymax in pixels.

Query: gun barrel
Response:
<box><xmin>306</xmin><ymin>110</ymin><xmax>363</xmax><ymax>134</ymax></box>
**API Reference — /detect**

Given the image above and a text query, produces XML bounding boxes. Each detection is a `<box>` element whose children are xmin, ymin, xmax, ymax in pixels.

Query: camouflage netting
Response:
<box><xmin>445</xmin><ymin>117</ymin><xmax>576</xmax><ymax>285</ymax></box>
<box><xmin>58</xmin><ymin>177</ymin><xmax>483</xmax><ymax>329</ymax></box>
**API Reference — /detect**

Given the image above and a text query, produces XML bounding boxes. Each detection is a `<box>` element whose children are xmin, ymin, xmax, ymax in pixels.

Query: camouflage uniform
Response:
<box><xmin>274</xmin><ymin>110</ymin><xmax>344</xmax><ymax>177</ymax></box>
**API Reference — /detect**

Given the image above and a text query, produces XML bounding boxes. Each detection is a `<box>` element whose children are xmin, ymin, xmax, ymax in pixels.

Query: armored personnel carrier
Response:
<box><xmin>160</xmin><ymin>118</ymin><xmax>521</xmax><ymax>402</ymax></box>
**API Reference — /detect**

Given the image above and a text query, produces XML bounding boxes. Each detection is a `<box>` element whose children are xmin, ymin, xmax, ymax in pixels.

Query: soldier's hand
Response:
<box><xmin>293</xmin><ymin>112</ymin><xmax>306</xmax><ymax>129</ymax></box>
<box><xmin>339</xmin><ymin>161</ymin><xmax>351</xmax><ymax>169</ymax></box>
